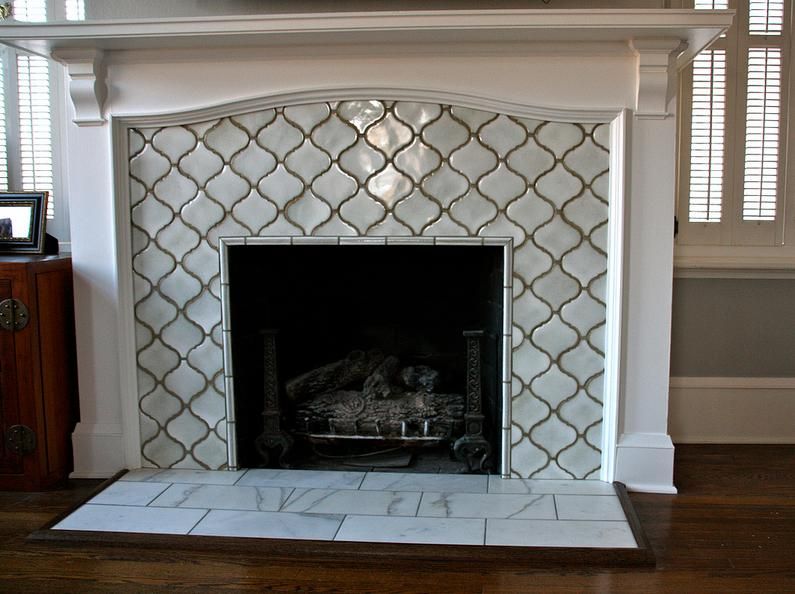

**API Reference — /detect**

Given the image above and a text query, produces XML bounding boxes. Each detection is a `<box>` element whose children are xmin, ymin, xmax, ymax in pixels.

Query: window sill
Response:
<box><xmin>674</xmin><ymin>245</ymin><xmax>795</xmax><ymax>278</ymax></box>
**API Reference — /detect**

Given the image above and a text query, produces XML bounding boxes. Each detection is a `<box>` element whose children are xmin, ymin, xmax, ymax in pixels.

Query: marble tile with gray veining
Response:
<box><xmin>237</xmin><ymin>469</ymin><xmax>365</xmax><ymax>490</ymax></box>
<box><xmin>417</xmin><ymin>492</ymin><xmax>556</xmax><ymax>520</ymax></box>
<box><xmin>554</xmin><ymin>494</ymin><xmax>626</xmax><ymax>521</ymax></box>
<box><xmin>89</xmin><ymin>481</ymin><xmax>171</xmax><ymax>506</ymax></box>
<box><xmin>488</xmin><ymin>476</ymin><xmax>616</xmax><ymax>496</ymax></box>
<box><xmin>53</xmin><ymin>504</ymin><xmax>207</xmax><ymax>535</ymax></box>
<box><xmin>336</xmin><ymin>515</ymin><xmax>485</xmax><ymax>546</ymax></box>
<box><xmin>190</xmin><ymin>509</ymin><xmax>343</xmax><ymax>540</ymax></box>
<box><xmin>149</xmin><ymin>483</ymin><xmax>293</xmax><ymax>512</ymax></box>
<box><xmin>359</xmin><ymin>472</ymin><xmax>488</xmax><ymax>494</ymax></box>
<box><xmin>121</xmin><ymin>468</ymin><xmax>245</xmax><ymax>485</ymax></box>
<box><xmin>281</xmin><ymin>488</ymin><xmax>420</xmax><ymax>516</ymax></box>
<box><xmin>485</xmin><ymin>518</ymin><xmax>637</xmax><ymax>548</ymax></box>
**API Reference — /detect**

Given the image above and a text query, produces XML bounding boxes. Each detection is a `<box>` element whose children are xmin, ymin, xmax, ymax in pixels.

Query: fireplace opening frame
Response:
<box><xmin>219</xmin><ymin>235</ymin><xmax>514</xmax><ymax>476</ymax></box>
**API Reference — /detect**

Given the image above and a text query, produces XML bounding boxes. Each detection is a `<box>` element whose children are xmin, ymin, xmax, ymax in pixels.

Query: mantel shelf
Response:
<box><xmin>0</xmin><ymin>9</ymin><xmax>732</xmax><ymax>67</ymax></box>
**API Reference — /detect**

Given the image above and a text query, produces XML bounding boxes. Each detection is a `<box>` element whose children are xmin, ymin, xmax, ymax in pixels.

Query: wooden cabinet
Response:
<box><xmin>0</xmin><ymin>255</ymin><xmax>78</xmax><ymax>490</ymax></box>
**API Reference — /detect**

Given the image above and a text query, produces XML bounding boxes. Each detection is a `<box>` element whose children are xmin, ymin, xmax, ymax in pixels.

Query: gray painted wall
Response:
<box><xmin>671</xmin><ymin>278</ymin><xmax>795</xmax><ymax>377</ymax></box>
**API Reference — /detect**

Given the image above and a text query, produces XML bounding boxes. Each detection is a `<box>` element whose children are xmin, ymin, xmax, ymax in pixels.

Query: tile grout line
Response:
<box><xmin>144</xmin><ymin>482</ymin><xmax>173</xmax><ymax>507</ymax></box>
<box><xmin>186</xmin><ymin>508</ymin><xmax>212</xmax><ymax>535</ymax></box>
<box><xmin>414</xmin><ymin>492</ymin><xmax>424</xmax><ymax>517</ymax></box>
<box><xmin>331</xmin><ymin>514</ymin><xmax>347</xmax><ymax>541</ymax></box>
<box><xmin>553</xmin><ymin>493</ymin><xmax>559</xmax><ymax>520</ymax></box>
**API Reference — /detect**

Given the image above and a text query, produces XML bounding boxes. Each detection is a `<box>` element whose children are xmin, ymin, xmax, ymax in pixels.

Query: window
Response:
<box><xmin>0</xmin><ymin>0</ymin><xmax>84</xmax><ymax>244</ymax></box>
<box><xmin>678</xmin><ymin>0</ymin><xmax>793</xmax><ymax>252</ymax></box>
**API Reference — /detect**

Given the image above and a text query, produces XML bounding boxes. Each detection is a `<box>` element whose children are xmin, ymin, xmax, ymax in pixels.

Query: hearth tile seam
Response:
<box><xmin>186</xmin><ymin>508</ymin><xmax>212</xmax><ymax>535</ymax></box>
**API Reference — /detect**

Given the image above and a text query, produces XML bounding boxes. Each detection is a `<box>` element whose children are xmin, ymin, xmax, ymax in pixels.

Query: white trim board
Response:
<box><xmin>669</xmin><ymin>376</ymin><xmax>795</xmax><ymax>444</ymax></box>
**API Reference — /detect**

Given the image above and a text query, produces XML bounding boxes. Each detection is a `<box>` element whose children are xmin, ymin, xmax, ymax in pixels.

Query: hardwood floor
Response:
<box><xmin>1</xmin><ymin>444</ymin><xmax>793</xmax><ymax>593</ymax></box>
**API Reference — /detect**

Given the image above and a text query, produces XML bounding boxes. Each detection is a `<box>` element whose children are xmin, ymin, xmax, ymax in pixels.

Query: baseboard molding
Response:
<box><xmin>70</xmin><ymin>422</ymin><xmax>126</xmax><ymax>479</ymax></box>
<box><xmin>614</xmin><ymin>432</ymin><xmax>676</xmax><ymax>494</ymax></box>
<box><xmin>669</xmin><ymin>376</ymin><xmax>795</xmax><ymax>444</ymax></box>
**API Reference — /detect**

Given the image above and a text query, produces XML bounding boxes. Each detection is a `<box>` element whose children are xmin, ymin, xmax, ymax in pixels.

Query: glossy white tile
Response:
<box><xmin>486</xmin><ymin>519</ymin><xmax>636</xmax><ymax>548</ymax></box>
<box><xmin>281</xmin><ymin>488</ymin><xmax>420</xmax><ymax>516</ymax></box>
<box><xmin>336</xmin><ymin>515</ymin><xmax>485</xmax><ymax>546</ymax></box>
<box><xmin>149</xmin><ymin>483</ymin><xmax>293</xmax><ymax>512</ymax></box>
<box><xmin>191</xmin><ymin>509</ymin><xmax>343</xmax><ymax>540</ymax></box>
<box><xmin>417</xmin><ymin>492</ymin><xmax>555</xmax><ymax>520</ymax></box>
<box><xmin>359</xmin><ymin>472</ymin><xmax>488</xmax><ymax>494</ymax></box>
<box><xmin>53</xmin><ymin>504</ymin><xmax>207</xmax><ymax>535</ymax></box>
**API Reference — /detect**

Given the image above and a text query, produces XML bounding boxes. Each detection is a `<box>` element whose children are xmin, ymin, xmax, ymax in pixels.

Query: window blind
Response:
<box><xmin>749</xmin><ymin>0</ymin><xmax>785</xmax><ymax>35</ymax></box>
<box><xmin>0</xmin><ymin>57</ymin><xmax>8</xmax><ymax>192</ymax></box>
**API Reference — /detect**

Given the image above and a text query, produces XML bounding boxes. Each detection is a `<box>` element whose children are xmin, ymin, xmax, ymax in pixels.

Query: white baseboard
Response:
<box><xmin>669</xmin><ymin>377</ymin><xmax>795</xmax><ymax>444</ymax></box>
<box><xmin>614</xmin><ymin>432</ymin><xmax>677</xmax><ymax>494</ymax></box>
<box><xmin>70</xmin><ymin>422</ymin><xmax>126</xmax><ymax>479</ymax></box>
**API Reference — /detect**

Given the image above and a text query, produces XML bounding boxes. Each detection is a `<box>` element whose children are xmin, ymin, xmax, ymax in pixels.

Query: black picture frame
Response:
<box><xmin>0</xmin><ymin>192</ymin><xmax>48</xmax><ymax>254</ymax></box>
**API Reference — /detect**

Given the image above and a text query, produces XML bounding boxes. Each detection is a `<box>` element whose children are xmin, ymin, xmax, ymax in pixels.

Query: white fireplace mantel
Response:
<box><xmin>2</xmin><ymin>9</ymin><xmax>732</xmax><ymax>124</ymax></box>
<box><xmin>1</xmin><ymin>9</ymin><xmax>732</xmax><ymax>493</ymax></box>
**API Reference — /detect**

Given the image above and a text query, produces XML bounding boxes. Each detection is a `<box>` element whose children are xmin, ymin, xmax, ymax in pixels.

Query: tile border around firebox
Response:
<box><xmin>218</xmin><ymin>235</ymin><xmax>515</xmax><ymax>476</ymax></box>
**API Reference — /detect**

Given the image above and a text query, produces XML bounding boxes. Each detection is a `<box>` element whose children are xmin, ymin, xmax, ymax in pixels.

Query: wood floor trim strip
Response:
<box><xmin>614</xmin><ymin>481</ymin><xmax>657</xmax><ymax>566</ymax></box>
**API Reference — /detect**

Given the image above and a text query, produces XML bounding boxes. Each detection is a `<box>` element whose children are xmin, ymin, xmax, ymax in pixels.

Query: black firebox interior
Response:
<box><xmin>228</xmin><ymin>244</ymin><xmax>503</xmax><ymax>472</ymax></box>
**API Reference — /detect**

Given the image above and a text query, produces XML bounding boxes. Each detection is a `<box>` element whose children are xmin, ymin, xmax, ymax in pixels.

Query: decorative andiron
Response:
<box><xmin>254</xmin><ymin>330</ymin><xmax>293</xmax><ymax>467</ymax></box>
<box><xmin>452</xmin><ymin>330</ymin><xmax>492</xmax><ymax>472</ymax></box>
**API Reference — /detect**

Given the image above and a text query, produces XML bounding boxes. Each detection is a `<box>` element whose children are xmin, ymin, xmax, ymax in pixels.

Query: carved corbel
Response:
<box><xmin>630</xmin><ymin>38</ymin><xmax>686</xmax><ymax>120</ymax></box>
<box><xmin>51</xmin><ymin>49</ymin><xmax>107</xmax><ymax>126</ymax></box>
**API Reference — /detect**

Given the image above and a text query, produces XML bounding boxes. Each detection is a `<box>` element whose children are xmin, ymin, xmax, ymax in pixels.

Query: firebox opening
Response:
<box><xmin>228</xmin><ymin>243</ymin><xmax>504</xmax><ymax>473</ymax></box>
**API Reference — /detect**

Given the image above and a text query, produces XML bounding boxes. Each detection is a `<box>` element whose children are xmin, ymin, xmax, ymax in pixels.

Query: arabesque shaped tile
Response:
<box><xmin>138</xmin><ymin>339</ymin><xmax>181</xmax><ymax>382</ymax></box>
<box><xmin>338</xmin><ymin>190</ymin><xmax>386</xmax><ymax>234</ymax></box>
<box><xmin>182</xmin><ymin>240</ymin><xmax>220</xmax><ymax>284</ymax></box>
<box><xmin>535</xmin><ymin>122</ymin><xmax>585</xmax><ymax>158</ymax></box>
<box><xmin>231</xmin><ymin>142</ymin><xmax>277</xmax><ymax>185</ymax></box>
<box><xmin>560</xmin><ymin>342</ymin><xmax>604</xmax><ymax>384</ymax></box>
<box><xmin>560</xmin><ymin>291</ymin><xmax>605</xmax><ymax>336</ymax></box>
<box><xmin>231</xmin><ymin>190</ymin><xmax>279</xmax><ymax>234</ymax></box>
<box><xmin>164</xmin><ymin>363</ymin><xmax>208</xmax><ymax>402</ymax></box>
<box><xmin>230</xmin><ymin>109</ymin><xmax>276</xmax><ymax>136</ymax></box>
<box><xmin>393</xmin><ymin>101</ymin><xmax>442</xmax><ymax>132</ymax></box>
<box><xmin>478</xmin><ymin>164</ymin><xmax>526</xmax><ymax>210</ymax></box>
<box><xmin>393</xmin><ymin>190</ymin><xmax>441</xmax><ymax>234</ymax></box>
<box><xmin>256</xmin><ymin>114</ymin><xmax>304</xmax><ymax>160</ymax></box>
<box><xmin>184</xmin><ymin>289</ymin><xmax>222</xmax><ymax>335</ymax></box>
<box><xmin>559</xmin><ymin>390</ymin><xmax>603</xmax><ymax>434</ymax></box>
<box><xmin>365</xmin><ymin>111</ymin><xmax>413</xmax><ymax>159</ymax></box>
<box><xmin>314</xmin><ymin>215</ymin><xmax>359</xmax><ymax>237</ymax></box>
<box><xmin>478</xmin><ymin>213</ymin><xmax>527</xmax><ymax>245</ymax></box>
<box><xmin>555</xmin><ymin>439</ymin><xmax>602</xmax><ymax>479</ymax></box>
<box><xmin>160</xmin><ymin>313</ymin><xmax>204</xmax><ymax>356</ymax></box>
<box><xmin>421</xmin><ymin>110</ymin><xmax>469</xmax><ymax>157</ymax></box>
<box><xmin>534</xmin><ymin>215</ymin><xmax>582</xmax><ymax>261</ymax></box>
<box><xmin>530</xmin><ymin>365</ymin><xmax>578</xmax><ymax>409</ymax></box>
<box><xmin>311</xmin><ymin>114</ymin><xmax>358</xmax><ymax>159</ymax></box>
<box><xmin>449</xmin><ymin>189</ymin><xmax>498</xmax><ymax>234</ymax></box>
<box><xmin>152</xmin><ymin>126</ymin><xmax>197</xmax><ymax>163</ymax></box>
<box><xmin>450</xmin><ymin>105</ymin><xmax>497</xmax><ymax>130</ymax></box>
<box><xmin>507</xmin><ymin>140</ymin><xmax>555</xmax><ymax>184</ymax></box>
<box><xmin>421</xmin><ymin>163</ymin><xmax>469</xmax><ymax>208</ymax></box>
<box><xmin>422</xmin><ymin>213</ymin><xmax>468</xmax><ymax>236</ymax></box>
<box><xmin>166</xmin><ymin>409</ymin><xmax>211</xmax><ymax>449</ymax></box>
<box><xmin>205</xmin><ymin>167</ymin><xmax>251</xmax><ymax>211</ymax></box>
<box><xmin>285</xmin><ymin>140</ymin><xmax>332</xmax><ymax>183</ymax></box>
<box><xmin>190</xmin><ymin>386</ymin><xmax>226</xmax><ymax>428</ymax></box>
<box><xmin>130</xmin><ymin>143</ymin><xmax>172</xmax><ymax>189</ymax></box>
<box><xmin>532</xmin><ymin>315</ymin><xmax>579</xmax><ymax>361</ymax></box>
<box><xmin>505</xmin><ymin>190</ymin><xmax>554</xmax><ymax>234</ymax></box>
<box><xmin>479</xmin><ymin>115</ymin><xmax>527</xmax><ymax>156</ymax></box>
<box><xmin>286</xmin><ymin>193</ymin><xmax>332</xmax><ymax>234</ymax></box>
<box><xmin>180</xmin><ymin>192</ymin><xmax>226</xmax><ymax>237</ymax></box>
<box><xmin>339</xmin><ymin>137</ymin><xmax>386</xmax><ymax>184</ymax></box>
<box><xmin>129</xmin><ymin>129</ymin><xmax>146</xmax><ymax>158</ymax></box>
<box><xmin>192</xmin><ymin>432</ymin><xmax>229</xmax><ymax>469</ymax></box>
<box><xmin>511</xmin><ymin>389</ymin><xmax>551</xmax><ymax>434</ymax></box>
<box><xmin>140</xmin><ymin>386</ymin><xmax>184</xmax><ymax>422</ymax></box>
<box><xmin>257</xmin><ymin>164</ymin><xmax>304</xmax><ymax>209</ymax></box>
<box><xmin>562</xmin><ymin>190</ymin><xmax>608</xmax><ymax>235</ymax></box>
<box><xmin>283</xmin><ymin>103</ymin><xmax>331</xmax><ymax>134</ymax></box>
<box><xmin>532</xmin><ymin>265</ymin><xmax>580</xmax><ymax>311</ymax></box>
<box><xmin>512</xmin><ymin>339</ymin><xmax>551</xmax><ymax>384</ymax></box>
<box><xmin>158</xmin><ymin>266</ymin><xmax>202</xmax><ymax>310</ymax></box>
<box><xmin>131</xmin><ymin>196</ymin><xmax>174</xmax><ymax>238</ymax></box>
<box><xmin>205</xmin><ymin>118</ymin><xmax>251</xmax><ymax>161</ymax></box>
<box><xmin>534</xmin><ymin>164</ymin><xmax>584</xmax><ymax>209</ymax></box>
<box><xmin>154</xmin><ymin>169</ymin><xmax>199</xmax><ymax>212</ymax></box>
<box><xmin>562</xmin><ymin>242</ymin><xmax>606</xmax><ymax>286</ymax></box>
<box><xmin>130</xmin><ymin>178</ymin><xmax>147</xmax><ymax>208</ymax></box>
<box><xmin>367</xmin><ymin>214</ymin><xmax>412</xmax><ymax>236</ymax></box>
<box><xmin>311</xmin><ymin>165</ymin><xmax>358</xmax><ymax>208</ymax></box>
<box><xmin>338</xmin><ymin>100</ymin><xmax>385</xmax><ymax>132</ymax></box>
<box><xmin>394</xmin><ymin>138</ymin><xmax>441</xmax><ymax>183</ymax></box>
<box><xmin>530</xmin><ymin>415</ymin><xmax>578</xmax><ymax>457</ymax></box>
<box><xmin>155</xmin><ymin>218</ymin><xmax>200</xmax><ymax>262</ymax></box>
<box><xmin>133</xmin><ymin>244</ymin><xmax>176</xmax><ymax>287</ymax></box>
<box><xmin>367</xmin><ymin>164</ymin><xmax>413</xmax><ymax>207</ymax></box>
<box><xmin>207</xmin><ymin>218</ymin><xmax>249</xmax><ymax>249</ymax></box>
<box><xmin>179</xmin><ymin>143</ymin><xmax>225</xmax><ymax>187</ymax></box>
<box><xmin>509</xmin><ymin>432</ymin><xmax>549</xmax><ymax>478</ymax></box>
<box><xmin>449</xmin><ymin>139</ymin><xmax>498</xmax><ymax>183</ymax></box>
<box><xmin>590</xmin><ymin>222</ymin><xmax>608</xmax><ymax>254</ymax></box>
<box><xmin>563</xmin><ymin>137</ymin><xmax>609</xmax><ymax>184</ymax></box>
<box><xmin>142</xmin><ymin>432</ymin><xmax>187</xmax><ymax>468</ymax></box>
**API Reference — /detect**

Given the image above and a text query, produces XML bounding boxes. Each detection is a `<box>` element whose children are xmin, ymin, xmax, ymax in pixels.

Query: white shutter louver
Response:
<box><xmin>17</xmin><ymin>54</ymin><xmax>54</xmax><ymax>218</ymax></box>
<box><xmin>749</xmin><ymin>0</ymin><xmax>784</xmax><ymax>35</ymax></box>
<box><xmin>742</xmin><ymin>47</ymin><xmax>782</xmax><ymax>221</ymax></box>
<box><xmin>0</xmin><ymin>55</ymin><xmax>8</xmax><ymax>192</ymax></box>
<box><xmin>689</xmin><ymin>50</ymin><xmax>727</xmax><ymax>223</ymax></box>
<box><xmin>65</xmin><ymin>0</ymin><xmax>85</xmax><ymax>21</ymax></box>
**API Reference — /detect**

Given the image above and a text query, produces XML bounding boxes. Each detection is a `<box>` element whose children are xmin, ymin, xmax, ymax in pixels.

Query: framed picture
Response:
<box><xmin>0</xmin><ymin>192</ymin><xmax>48</xmax><ymax>254</ymax></box>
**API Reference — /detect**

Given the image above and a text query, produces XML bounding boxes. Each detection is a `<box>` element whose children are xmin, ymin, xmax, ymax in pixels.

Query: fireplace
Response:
<box><xmin>0</xmin><ymin>8</ymin><xmax>731</xmax><ymax>492</ymax></box>
<box><xmin>223</xmin><ymin>241</ymin><xmax>506</xmax><ymax>473</ymax></box>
